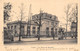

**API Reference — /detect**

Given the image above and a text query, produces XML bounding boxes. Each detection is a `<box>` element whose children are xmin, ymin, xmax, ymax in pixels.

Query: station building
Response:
<box><xmin>7</xmin><ymin>12</ymin><xmax>59</xmax><ymax>37</ymax></box>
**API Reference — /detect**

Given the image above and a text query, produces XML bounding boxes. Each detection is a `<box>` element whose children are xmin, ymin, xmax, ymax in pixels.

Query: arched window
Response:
<box><xmin>11</xmin><ymin>26</ymin><xmax>13</xmax><ymax>29</ymax></box>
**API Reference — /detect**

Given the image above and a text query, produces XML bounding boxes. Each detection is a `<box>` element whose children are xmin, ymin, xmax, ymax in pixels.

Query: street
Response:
<box><xmin>4</xmin><ymin>37</ymin><xmax>77</xmax><ymax>45</ymax></box>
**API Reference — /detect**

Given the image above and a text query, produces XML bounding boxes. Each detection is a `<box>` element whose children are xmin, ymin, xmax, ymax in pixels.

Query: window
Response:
<box><xmin>51</xmin><ymin>28</ymin><xmax>53</xmax><ymax>34</ymax></box>
<box><xmin>14</xmin><ymin>25</ymin><xmax>16</xmax><ymax>29</ymax></box>
<box><xmin>37</xmin><ymin>27</ymin><xmax>39</xmax><ymax>29</ymax></box>
<box><xmin>21</xmin><ymin>26</ymin><xmax>24</xmax><ymax>31</ymax></box>
<box><xmin>46</xmin><ymin>27</ymin><xmax>49</xmax><ymax>30</ymax></box>
<box><xmin>51</xmin><ymin>22</ymin><xmax>54</xmax><ymax>25</ymax></box>
<box><xmin>33</xmin><ymin>27</ymin><xmax>35</xmax><ymax>29</ymax></box>
<box><xmin>51</xmin><ymin>28</ymin><xmax>53</xmax><ymax>30</ymax></box>
<box><xmin>55</xmin><ymin>29</ymin><xmax>57</xmax><ymax>32</ymax></box>
<box><xmin>21</xmin><ymin>25</ymin><xmax>24</xmax><ymax>35</ymax></box>
<box><xmin>27</xmin><ymin>26</ymin><xmax>30</xmax><ymax>29</ymax></box>
<box><xmin>8</xmin><ymin>26</ymin><xmax>10</xmax><ymax>29</ymax></box>
<box><xmin>33</xmin><ymin>31</ymin><xmax>35</xmax><ymax>34</ymax></box>
<box><xmin>27</xmin><ymin>26</ymin><xmax>30</xmax><ymax>35</ymax></box>
<box><xmin>33</xmin><ymin>27</ymin><xmax>36</xmax><ymax>34</ymax></box>
<box><xmin>55</xmin><ymin>29</ymin><xmax>57</xmax><ymax>36</ymax></box>
<box><xmin>21</xmin><ymin>26</ymin><xmax>24</xmax><ymax>28</ymax></box>
<box><xmin>50</xmin><ymin>16</ymin><xmax>52</xmax><ymax>18</ymax></box>
<box><xmin>37</xmin><ymin>27</ymin><xmax>39</xmax><ymax>34</ymax></box>
<box><xmin>11</xmin><ymin>26</ymin><xmax>13</xmax><ymax>29</ymax></box>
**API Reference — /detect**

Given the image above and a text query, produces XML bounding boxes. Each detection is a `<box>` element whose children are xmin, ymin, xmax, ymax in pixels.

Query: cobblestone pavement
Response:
<box><xmin>4</xmin><ymin>37</ymin><xmax>77</xmax><ymax>45</ymax></box>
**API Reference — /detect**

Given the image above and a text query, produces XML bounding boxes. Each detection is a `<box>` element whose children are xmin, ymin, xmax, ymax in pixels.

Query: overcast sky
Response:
<box><xmin>4</xmin><ymin>0</ymin><xmax>78</xmax><ymax>31</ymax></box>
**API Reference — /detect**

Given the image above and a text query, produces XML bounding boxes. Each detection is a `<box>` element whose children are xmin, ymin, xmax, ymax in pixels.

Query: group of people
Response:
<box><xmin>58</xmin><ymin>28</ymin><xmax>65</xmax><ymax>40</ymax></box>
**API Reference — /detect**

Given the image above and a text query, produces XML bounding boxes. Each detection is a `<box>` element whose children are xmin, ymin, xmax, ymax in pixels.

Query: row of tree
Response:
<box><xmin>64</xmin><ymin>3</ymin><xmax>78</xmax><ymax>39</ymax></box>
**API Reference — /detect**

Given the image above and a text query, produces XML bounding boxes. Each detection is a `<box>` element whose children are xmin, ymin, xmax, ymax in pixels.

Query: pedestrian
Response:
<box><xmin>58</xmin><ymin>31</ymin><xmax>61</xmax><ymax>40</ymax></box>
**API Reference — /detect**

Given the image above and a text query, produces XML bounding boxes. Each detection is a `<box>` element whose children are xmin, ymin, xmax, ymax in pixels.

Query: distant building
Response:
<box><xmin>71</xmin><ymin>21</ymin><xmax>77</xmax><ymax>38</ymax></box>
<box><xmin>7</xmin><ymin>12</ymin><xmax>59</xmax><ymax>37</ymax></box>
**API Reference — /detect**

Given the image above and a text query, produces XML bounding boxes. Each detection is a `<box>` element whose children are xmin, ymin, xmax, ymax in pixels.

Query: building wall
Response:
<box><xmin>7</xmin><ymin>24</ymin><xmax>19</xmax><ymax>35</ymax></box>
<box><xmin>71</xmin><ymin>22</ymin><xmax>77</xmax><ymax>37</ymax></box>
<box><xmin>32</xmin><ymin>13</ymin><xmax>59</xmax><ymax>37</ymax></box>
<box><xmin>7</xmin><ymin>13</ymin><xmax>59</xmax><ymax>37</ymax></box>
<box><xmin>71</xmin><ymin>22</ymin><xmax>77</xmax><ymax>33</ymax></box>
<box><xmin>7</xmin><ymin>23</ymin><xmax>28</xmax><ymax>36</ymax></box>
<box><xmin>7</xmin><ymin>21</ymin><xmax>59</xmax><ymax>37</ymax></box>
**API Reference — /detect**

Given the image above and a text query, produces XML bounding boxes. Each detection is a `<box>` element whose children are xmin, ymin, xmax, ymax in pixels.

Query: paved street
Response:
<box><xmin>4</xmin><ymin>37</ymin><xmax>77</xmax><ymax>45</ymax></box>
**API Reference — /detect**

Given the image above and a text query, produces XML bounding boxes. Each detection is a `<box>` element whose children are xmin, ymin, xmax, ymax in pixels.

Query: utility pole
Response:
<box><xmin>27</xmin><ymin>4</ymin><xmax>32</xmax><ymax>37</ymax></box>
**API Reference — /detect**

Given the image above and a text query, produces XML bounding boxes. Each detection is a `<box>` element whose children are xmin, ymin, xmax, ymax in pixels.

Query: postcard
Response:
<box><xmin>0</xmin><ymin>0</ymin><xmax>79</xmax><ymax>51</ymax></box>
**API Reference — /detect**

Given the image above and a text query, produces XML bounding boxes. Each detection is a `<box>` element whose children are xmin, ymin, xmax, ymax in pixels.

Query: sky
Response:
<box><xmin>4</xmin><ymin>0</ymin><xmax>78</xmax><ymax>31</ymax></box>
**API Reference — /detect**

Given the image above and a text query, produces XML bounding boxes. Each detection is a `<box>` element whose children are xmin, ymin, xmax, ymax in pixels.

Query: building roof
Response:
<box><xmin>7</xmin><ymin>20</ymin><xmax>38</xmax><ymax>26</ymax></box>
<box><xmin>7</xmin><ymin>13</ymin><xmax>59</xmax><ymax>26</ymax></box>
<box><xmin>7</xmin><ymin>21</ymin><xmax>27</xmax><ymax>25</ymax></box>
<box><xmin>32</xmin><ymin>12</ymin><xmax>59</xmax><ymax>22</ymax></box>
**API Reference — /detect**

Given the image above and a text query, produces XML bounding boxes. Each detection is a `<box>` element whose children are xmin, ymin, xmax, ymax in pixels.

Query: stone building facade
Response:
<box><xmin>31</xmin><ymin>13</ymin><xmax>59</xmax><ymax>37</ymax></box>
<box><xmin>7</xmin><ymin>13</ymin><xmax>59</xmax><ymax>37</ymax></box>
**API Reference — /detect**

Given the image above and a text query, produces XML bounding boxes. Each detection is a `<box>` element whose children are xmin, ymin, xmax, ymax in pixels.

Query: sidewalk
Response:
<box><xmin>4</xmin><ymin>37</ymin><xmax>77</xmax><ymax>45</ymax></box>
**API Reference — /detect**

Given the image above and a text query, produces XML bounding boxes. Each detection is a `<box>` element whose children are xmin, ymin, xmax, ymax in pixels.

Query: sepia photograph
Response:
<box><xmin>3</xmin><ymin>0</ymin><xmax>78</xmax><ymax>45</ymax></box>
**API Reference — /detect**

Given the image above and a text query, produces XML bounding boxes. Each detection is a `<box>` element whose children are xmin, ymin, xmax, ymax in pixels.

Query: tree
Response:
<box><xmin>64</xmin><ymin>4</ymin><xmax>72</xmax><ymax>39</ymax></box>
<box><xmin>69</xmin><ymin>4</ymin><xmax>78</xmax><ymax>38</ymax></box>
<box><xmin>4</xmin><ymin>2</ymin><xmax>12</xmax><ymax>23</ymax></box>
<box><xmin>68</xmin><ymin>3</ymin><xmax>78</xmax><ymax>22</ymax></box>
<box><xmin>34</xmin><ymin>9</ymin><xmax>43</xmax><ymax>40</ymax></box>
<box><xmin>18</xmin><ymin>3</ymin><xmax>25</xmax><ymax>41</ymax></box>
<box><xmin>34</xmin><ymin>10</ymin><xmax>58</xmax><ymax>40</ymax></box>
<box><xmin>64</xmin><ymin>3</ymin><xmax>78</xmax><ymax>39</ymax></box>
